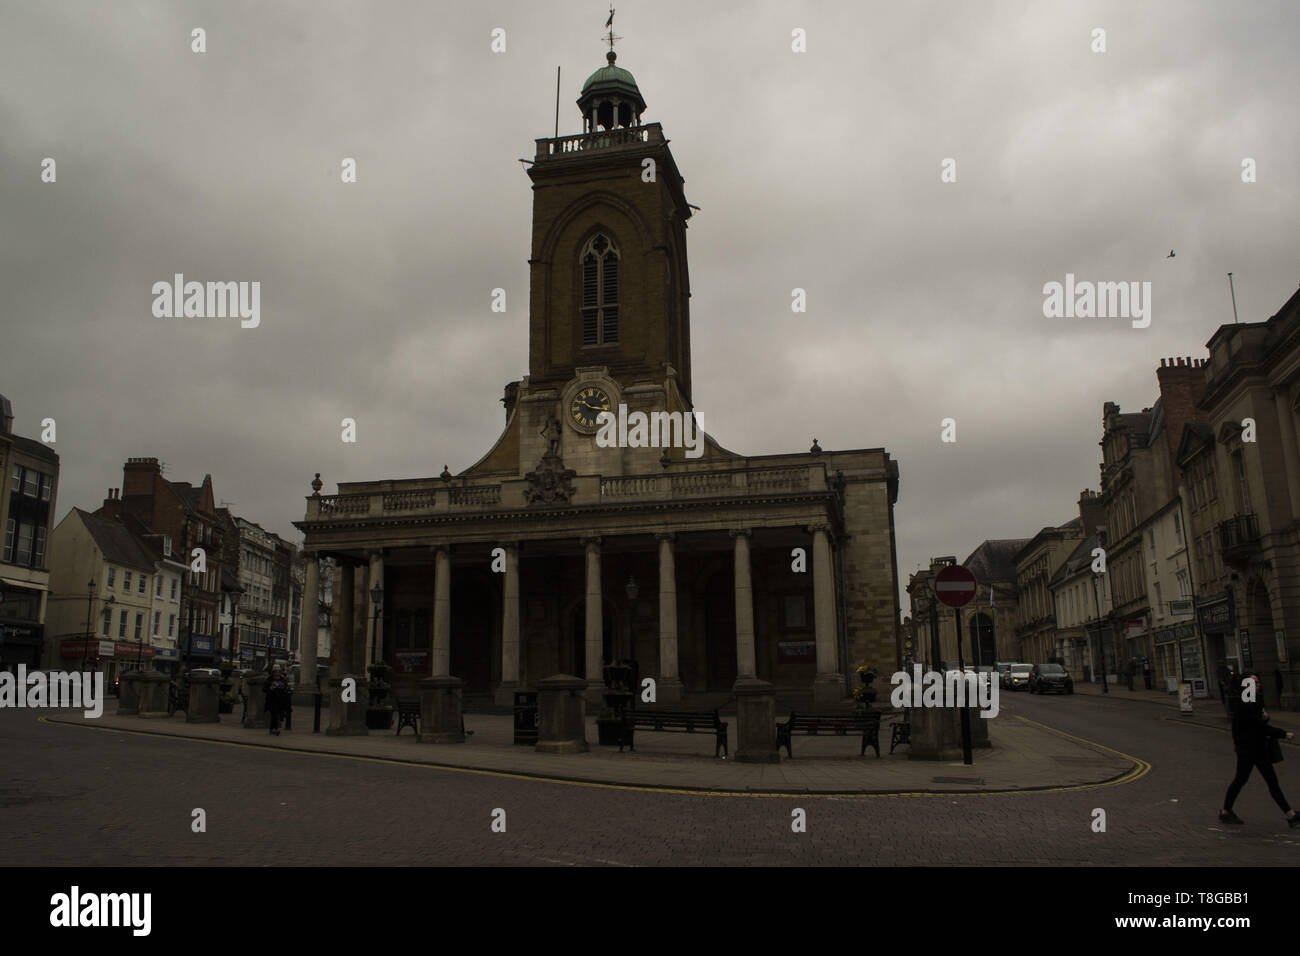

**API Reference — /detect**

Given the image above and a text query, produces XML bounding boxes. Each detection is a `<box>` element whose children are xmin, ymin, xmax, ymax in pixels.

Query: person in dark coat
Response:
<box><xmin>265</xmin><ymin>664</ymin><xmax>291</xmax><ymax>735</ymax></box>
<box><xmin>1219</xmin><ymin>671</ymin><xmax>1298</xmax><ymax>827</ymax></box>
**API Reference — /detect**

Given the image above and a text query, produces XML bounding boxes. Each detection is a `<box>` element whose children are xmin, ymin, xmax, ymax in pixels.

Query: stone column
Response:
<box><xmin>352</xmin><ymin>562</ymin><xmax>370</xmax><ymax>675</ymax></box>
<box><xmin>656</xmin><ymin>532</ymin><xmax>684</xmax><ymax>703</ymax></box>
<box><xmin>583</xmin><ymin>535</ymin><xmax>605</xmax><ymax>700</ymax></box>
<box><xmin>1273</xmin><ymin>389</ymin><xmax>1300</xmax><ymax>516</ymax></box>
<box><xmin>365</xmin><ymin>551</ymin><xmax>384</xmax><ymax>669</ymax></box>
<box><xmin>495</xmin><ymin>542</ymin><xmax>522</xmax><ymax>706</ymax></box>
<box><xmin>810</xmin><ymin>524</ymin><xmax>843</xmax><ymax>706</ymax></box>
<box><xmin>731</xmin><ymin>529</ymin><xmax>756</xmax><ymax>678</ymax></box>
<box><xmin>431</xmin><ymin>546</ymin><xmax>451</xmax><ymax>678</ymax></box>
<box><xmin>333</xmin><ymin>562</ymin><xmax>355</xmax><ymax>679</ymax></box>
<box><xmin>300</xmin><ymin>554</ymin><xmax>320</xmax><ymax>693</ymax></box>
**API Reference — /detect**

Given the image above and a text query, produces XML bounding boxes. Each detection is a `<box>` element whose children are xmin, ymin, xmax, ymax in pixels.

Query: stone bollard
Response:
<box><xmin>187</xmin><ymin>672</ymin><xmax>221</xmax><ymax>723</ymax></box>
<box><xmin>535</xmin><ymin>675</ymin><xmax>588</xmax><ymax>754</ymax></box>
<box><xmin>418</xmin><ymin>675</ymin><xmax>465</xmax><ymax>744</ymax></box>
<box><xmin>137</xmin><ymin>671</ymin><xmax>170</xmax><ymax>718</ymax></box>
<box><xmin>733</xmin><ymin>677</ymin><xmax>778</xmax><ymax>763</ymax></box>
<box><xmin>325</xmin><ymin>674</ymin><xmax>369</xmax><ymax>736</ymax></box>
<box><xmin>116</xmin><ymin>671</ymin><xmax>142</xmax><ymax>716</ymax></box>
<box><xmin>243</xmin><ymin>673</ymin><xmax>269</xmax><ymax>729</ymax></box>
<box><xmin>907</xmin><ymin>707</ymin><xmax>965</xmax><ymax>760</ymax></box>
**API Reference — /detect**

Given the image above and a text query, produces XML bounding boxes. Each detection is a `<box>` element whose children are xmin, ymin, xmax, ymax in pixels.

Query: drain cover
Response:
<box><xmin>932</xmin><ymin>776</ymin><xmax>984</xmax><ymax>784</ymax></box>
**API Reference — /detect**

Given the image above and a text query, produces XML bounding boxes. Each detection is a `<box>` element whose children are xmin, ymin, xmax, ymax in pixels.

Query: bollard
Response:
<box><xmin>313</xmin><ymin>692</ymin><xmax>323</xmax><ymax>734</ymax></box>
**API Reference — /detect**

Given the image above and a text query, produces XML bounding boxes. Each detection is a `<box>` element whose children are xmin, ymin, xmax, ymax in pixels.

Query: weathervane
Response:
<box><xmin>603</xmin><ymin>6</ymin><xmax>620</xmax><ymax>53</ymax></box>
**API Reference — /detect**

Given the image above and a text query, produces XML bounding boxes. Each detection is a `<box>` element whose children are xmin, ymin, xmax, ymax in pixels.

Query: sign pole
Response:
<box><xmin>955</xmin><ymin>611</ymin><xmax>973</xmax><ymax>765</ymax></box>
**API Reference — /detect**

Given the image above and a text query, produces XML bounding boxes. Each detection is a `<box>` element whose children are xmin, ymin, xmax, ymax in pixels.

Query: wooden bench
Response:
<box><xmin>395</xmin><ymin>697</ymin><xmax>420</xmax><ymax>736</ymax></box>
<box><xmin>620</xmin><ymin>710</ymin><xmax>728</xmax><ymax>758</ymax></box>
<box><xmin>777</xmin><ymin>711</ymin><xmax>882</xmax><ymax>758</ymax></box>
<box><xmin>889</xmin><ymin>709</ymin><xmax>911</xmax><ymax>754</ymax></box>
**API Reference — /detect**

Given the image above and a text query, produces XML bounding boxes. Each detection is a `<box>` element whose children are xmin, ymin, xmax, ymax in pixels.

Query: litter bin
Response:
<box><xmin>513</xmin><ymin>690</ymin><xmax>539</xmax><ymax>746</ymax></box>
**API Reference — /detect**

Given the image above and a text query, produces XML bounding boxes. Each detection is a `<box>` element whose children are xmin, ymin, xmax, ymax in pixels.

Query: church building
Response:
<box><xmin>295</xmin><ymin>45</ymin><xmax>902</xmax><ymax>732</ymax></box>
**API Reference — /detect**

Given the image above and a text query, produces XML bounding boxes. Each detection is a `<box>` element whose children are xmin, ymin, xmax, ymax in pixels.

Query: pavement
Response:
<box><xmin>1068</xmin><ymin>679</ymin><xmax>1300</xmax><ymax>734</ymax></box>
<box><xmin>44</xmin><ymin>700</ymin><xmax>1138</xmax><ymax>795</ymax></box>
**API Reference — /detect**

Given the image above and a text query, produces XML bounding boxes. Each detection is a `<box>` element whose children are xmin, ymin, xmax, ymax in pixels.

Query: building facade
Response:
<box><xmin>0</xmin><ymin>395</ymin><xmax>60</xmax><ymax>673</ymax></box>
<box><xmin>295</xmin><ymin>50</ymin><xmax>902</xmax><ymax>715</ymax></box>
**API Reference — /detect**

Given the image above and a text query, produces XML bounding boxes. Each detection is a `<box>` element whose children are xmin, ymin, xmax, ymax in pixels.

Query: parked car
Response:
<box><xmin>1029</xmin><ymin>662</ymin><xmax>1074</xmax><ymax>694</ymax></box>
<box><xmin>1008</xmin><ymin>664</ymin><xmax>1032</xmax><ymax>691</ymax></box>
<box><xmin>996</xmin><ymin>662</ymin><xmax>1013</xmax><ymax>687</ymax></box>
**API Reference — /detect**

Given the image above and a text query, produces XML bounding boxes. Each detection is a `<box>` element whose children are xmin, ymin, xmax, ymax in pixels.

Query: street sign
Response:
<box><xmin>934</xmin><ymin>565</ymin><xmax>978</xmax><ymax>608</ymax></box>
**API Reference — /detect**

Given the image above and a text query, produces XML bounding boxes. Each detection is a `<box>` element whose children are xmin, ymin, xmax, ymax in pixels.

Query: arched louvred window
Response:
<box><xmin>581</xmin><ymin>234</ymin><xmax>619</xmax><ymax>346</ymax></box>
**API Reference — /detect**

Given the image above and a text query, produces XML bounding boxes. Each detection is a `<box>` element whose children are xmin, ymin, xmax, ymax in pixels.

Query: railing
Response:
<box><xmin>670</xmin><ymin>472</ymin><xmax>735</xmax><ymax>496</ymax></box>
<box><xmin>1218</xmin><ymin>513</ymin><xmax>1260</xmax><ymax>557</ymax></box>
<box><xmin>317</xmin><ymin>495</ymin><xmax>367</xmax><ymax>515</ymax></box>
<box><xmin>746</xmin><ymin>468</ymin><xmax>809</xmax><ymax>492</ymax></box>
<box><xmin>383</xmin><ymin>490</ymin><xmax>436</xmax><ymax>512</ymax></box>
<box><xmin>449</xmin><ymin>485</ymin><xmax>501</xmax><ymax>507</ymax></box>
<box><xmin>535</xmin><ymin>123</ymin><xmax>662</xmax><ymax>160</ymax></box>
<box><xmin>600</xmin><ymin>476</ymin><xmax>663</xmax><ymax>497</ymax></box>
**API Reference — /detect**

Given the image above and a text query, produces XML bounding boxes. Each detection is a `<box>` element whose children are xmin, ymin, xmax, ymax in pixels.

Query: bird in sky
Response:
<box><xmin>1167</xmin><ymin>250</ymin><xmax>1176</xmax><ymax>258</ymax></box>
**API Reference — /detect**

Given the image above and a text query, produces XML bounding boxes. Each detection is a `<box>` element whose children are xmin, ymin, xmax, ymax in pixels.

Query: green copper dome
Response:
<box><xmin>577</xmin><ymin>51</ymin><xmax>646</xmax><ymax>119</ymax></box>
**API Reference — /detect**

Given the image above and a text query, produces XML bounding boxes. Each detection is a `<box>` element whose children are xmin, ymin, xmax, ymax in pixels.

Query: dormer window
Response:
<box><xmin>581</xmin><ymin>234</ymin><xmax>619</xmax><ymax>346</ymax></box>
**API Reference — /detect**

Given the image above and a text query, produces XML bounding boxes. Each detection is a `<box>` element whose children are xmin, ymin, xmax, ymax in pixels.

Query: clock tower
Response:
<box><xmin>470</xmin><ymin>48</ymin><xmax>700</xmax><ymax>479</ymax></box>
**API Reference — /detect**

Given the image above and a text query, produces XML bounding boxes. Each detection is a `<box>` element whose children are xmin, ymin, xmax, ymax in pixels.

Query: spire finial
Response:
<box><xmin>603</xmin><ymin>6</ymin><xmax>620</xmax><ymax>57</ymax></box>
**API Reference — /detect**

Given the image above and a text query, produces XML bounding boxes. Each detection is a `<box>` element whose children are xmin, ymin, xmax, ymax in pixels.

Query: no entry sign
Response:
<box><xmin>934</xmin><ymin>565</ymin><xmax>978</xmax><ymax>608</ymax></box>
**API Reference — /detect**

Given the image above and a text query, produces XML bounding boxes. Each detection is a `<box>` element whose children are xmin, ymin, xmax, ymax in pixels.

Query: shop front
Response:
<box><xmin>1196</xmin><ymin>590</ymin><xmax>1236</xmax><ymax>698</ymax></box>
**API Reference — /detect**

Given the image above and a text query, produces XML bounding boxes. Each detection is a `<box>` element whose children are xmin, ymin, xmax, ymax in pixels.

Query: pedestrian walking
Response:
<box><xmin>1219</xmin><ymin>671</ymin><xmax>1299</xmax><ymax>828</ymax></box>
<box><xmin>265</xmin><ymin>664</ymin><xmax>291</xmax><ymax>736</ymax></box>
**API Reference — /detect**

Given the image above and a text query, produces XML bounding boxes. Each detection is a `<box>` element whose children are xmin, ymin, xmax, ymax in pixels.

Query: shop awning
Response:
<box><xmin>1</xmin><ymin>577</ymin><xmax>48</xmax><ymax>592</ymax></box>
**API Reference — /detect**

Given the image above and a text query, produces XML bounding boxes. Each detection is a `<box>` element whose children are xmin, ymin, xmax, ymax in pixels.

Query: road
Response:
<box><xmin>3</xmin><ymin>690</ymin><xmax>1297</xmax><ymax>865</ymax></box>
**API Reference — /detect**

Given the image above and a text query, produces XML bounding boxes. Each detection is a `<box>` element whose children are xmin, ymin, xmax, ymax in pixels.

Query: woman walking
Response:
<box><xmin>1219</xmin><ymin>671</ymin><xmax>1299</xmax><ymax>827</ymax></box>
<box><xmin>265</xmin><ymin>664</ymin><xmax>291</xmax><ymax>736</ymax></box>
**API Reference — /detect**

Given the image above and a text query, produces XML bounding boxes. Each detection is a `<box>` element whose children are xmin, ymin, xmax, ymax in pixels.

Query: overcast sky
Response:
<box><xmin>3</xmin><ymin>1</ymin><xmax>1298</xmax><ymax>616</ymax></box>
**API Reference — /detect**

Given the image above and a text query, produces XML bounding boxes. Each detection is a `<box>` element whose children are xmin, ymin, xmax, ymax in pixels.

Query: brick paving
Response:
<box><xmin>5</xmin><ymin>689</ymin><xmax>1298</xmax><ymax>865</ymax></box>
<box><xmin>39</xmin><ymin>701</ymin><xmax>1132</xmax><ymax>794</ymax></box>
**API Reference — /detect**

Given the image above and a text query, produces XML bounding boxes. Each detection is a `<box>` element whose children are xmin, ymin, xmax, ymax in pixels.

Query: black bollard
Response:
<box><xmin>313</xmin><ymin>692</ymin><xmax>323</xmax><ymax>733</ymax></box>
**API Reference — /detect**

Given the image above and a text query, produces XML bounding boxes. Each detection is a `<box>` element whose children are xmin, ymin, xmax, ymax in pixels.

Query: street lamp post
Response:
<box><xmin>83</xmin><ymin>579</ymin><xmax>95</xmax><ymax>677</ymax></box>
<box><xmin>369</xmin><ymin>584</ymin><xmax>382</xmax><ymax>666</ymax></box>
<box><xmin>623</xmin><ymin>574</ymin><xmax>639</xmax><ymax>662</ymax></box>
<box><xmin>1091</xmin><ymin>574</ymin><xmax>1109</xmax><ymax>694</ymax></box>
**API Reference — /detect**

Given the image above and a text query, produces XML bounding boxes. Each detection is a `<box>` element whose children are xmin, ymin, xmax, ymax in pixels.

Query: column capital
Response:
<box><xmin>498</xmin><ymin>540</ymin><xmax>521</xmax><ymax>552</ymax></box>
<box><xmin>428</xmin><ymin>543</ymin><xmax>452</xmax><ymax>556</ymax></box>
<box><xmin>805</xmin><ymin>523</ymin><xmax>833</xmax><ymax>536</ymax></box>
<box><xmin>655</xmin><ymin>531</ymin><xmax>676</xmax><ymax>543</ymax></box>
<box><xmin>367</xmin><ymin>549</ymin><xmax>385</xmax><ymax>561</ymax></box>
<box><xmin>580</xmin><ymin>534</ymin><xmax>602</xmax><ymax>549</ymax></box>
<box><xmin>729</xmin><ymin>528</ymin><xmax>752</xmax><ymax>539</ymax></box>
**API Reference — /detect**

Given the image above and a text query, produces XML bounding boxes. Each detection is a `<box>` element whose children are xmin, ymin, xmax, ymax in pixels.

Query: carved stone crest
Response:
<box><xmin>524</xmin><ymin>450</ymin><xmax>577</xmax><ymax>505</ymax></box>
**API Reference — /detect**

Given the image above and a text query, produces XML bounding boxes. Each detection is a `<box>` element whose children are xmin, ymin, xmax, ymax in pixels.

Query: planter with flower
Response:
<box><xmin>852</xmin><ymin>664</ymin><xmax>879</xmax><ymax>709</ymax></box>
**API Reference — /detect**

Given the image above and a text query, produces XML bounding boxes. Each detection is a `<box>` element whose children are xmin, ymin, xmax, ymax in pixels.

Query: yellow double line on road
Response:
<box><xmin>41</xmin><ymin>713</ymin><xmax>1150</xmax><ymax>799</ymax></box>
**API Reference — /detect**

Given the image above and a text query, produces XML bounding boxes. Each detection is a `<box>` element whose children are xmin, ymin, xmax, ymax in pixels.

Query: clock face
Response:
<box><xmin>569</xmin><ymin>386</ymin><xmax>613</xmax><ymax>432</ymax></box>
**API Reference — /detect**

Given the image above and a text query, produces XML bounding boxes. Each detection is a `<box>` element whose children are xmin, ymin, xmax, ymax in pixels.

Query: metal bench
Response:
<box><xmin>889</xmin><ymin>709</ymin><xmax>911</xmax><ymax>754</ymax></box>
<box><xmin>620</xmin><ymin>709</ymin><xmax>728</xmax><ymax>758</ymax></box>
<box><xmin>395</xmin><ymin>697</ymin><xmax>420</xmax><ymax>736</ymax></box>
<box><xmin>777</xmin><ymin>711</ymin><xmax>882</xmax><ymax>758</ymax></box>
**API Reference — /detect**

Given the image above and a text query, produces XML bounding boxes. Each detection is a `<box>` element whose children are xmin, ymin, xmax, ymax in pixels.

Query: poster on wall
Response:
<box><xmin>1277</xmin><ymin>629</ymin><xmax>1289</xmax><ymax>664</ymax></box>
<box><xmin>394</xmin><ymin>650</ymin><xmax>428</xmax><ymax>674</ymax></box>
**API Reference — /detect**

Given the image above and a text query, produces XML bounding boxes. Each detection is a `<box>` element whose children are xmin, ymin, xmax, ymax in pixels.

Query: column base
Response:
<box><xmin>493</xmin><ymin>681</ymin><xmax>521</xmax><ymax>708</ymax></box>
<box><xmin>812</xmin><ymin>674</ymin><xmax>845</xmax><ymax>707</ymax></box>
<box><xmin>537</xmin><ymin>674</ymin><xmax>589</xmax><ymax>754</ymax></box>
<box><xmin>654</xmin><ymin>677</ymin><xmax>685</xmax><ymax>705</ymax></box>
<box><xmin>418</xmin><ymin>676</ymin><xmax>465</xmax><ymax>744</ymax></box>
<box><xmin>324</xmin><ymin>675</ymin><xmax>370</xmax><ymax>736</ymax></box>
